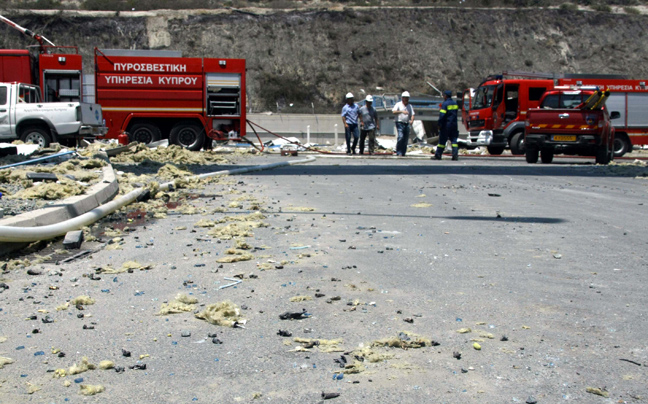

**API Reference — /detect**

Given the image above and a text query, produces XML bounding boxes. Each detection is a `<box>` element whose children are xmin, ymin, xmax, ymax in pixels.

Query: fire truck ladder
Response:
<box><xmin>0</xmin><ymin>14</ymin><xmax>55</xmax><ymax>48</ymax></box>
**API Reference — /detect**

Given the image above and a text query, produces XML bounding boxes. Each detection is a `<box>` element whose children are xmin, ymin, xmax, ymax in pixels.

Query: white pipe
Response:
<box><xmin>0</xmin><ymin>188</ymin><xmax>145</xmax><ymax>242</ymax></box>
<box><xmin>307</xmin><ymin>125</ymin><xmax>311</xmax><ymax>145</ymax></box>
<box><xmin>0</xmin><ymin>156</ymin><xmax>317</xmax><ymax>243</ymax></box>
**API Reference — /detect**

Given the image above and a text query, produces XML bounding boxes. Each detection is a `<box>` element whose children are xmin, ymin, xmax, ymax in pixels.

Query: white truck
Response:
<box><xmin>0</xmin><ymin>82</ymin><xmax>107</xmax><ymax>147</ymax></box>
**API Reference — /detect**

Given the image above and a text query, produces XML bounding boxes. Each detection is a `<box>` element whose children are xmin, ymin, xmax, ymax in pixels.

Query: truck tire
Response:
<box><xmin>169</xmin><ymin>122</ymin><xmax>205</xmax><ymax>151</ymax></box>
<box><xmin>129</xmin><ymin>123</ymin><xmax>161</xmax><ymax>144</ymax></box>
<box><xmin>20</xmin><ymin>126</ymin><xmax>51</xmax><ymax>148</ymax></box>
<box><xmin>510</xmin><ymin>132</ymin><xmax>525</xmax><ymax>155</ymax></box>
<box><xmin>540</xmin><ymin>149</ymin><xmax>554</xmax><ymax>164</ymax></box>
<box><xmin>596</xmin><ymin>144</ymin><xmax>611</xmax><ymax>165</ymax></box>
<box><xmin>487</xmin><ymin>146</ymin><xmax>505</xmax><ymax>155</ymax></box>
<box><xmin>613</xmin><ymin>136</ymin><xmax>630</xmax><ymax>158</ymax></box>
<box><xmin>525</xmin><ymin>147</ymin><xmax>538</xmax><ymax>163</ymax></box>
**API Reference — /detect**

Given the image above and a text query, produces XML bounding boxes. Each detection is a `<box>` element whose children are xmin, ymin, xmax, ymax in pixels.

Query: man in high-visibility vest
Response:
<box><xmin>433</xmin><ymin>90</ymin><xmax>459</xmax><ymax>161</ymax></box>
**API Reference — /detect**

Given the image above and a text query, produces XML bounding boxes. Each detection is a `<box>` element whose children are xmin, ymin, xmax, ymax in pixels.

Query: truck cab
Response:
<box><xmin>465</xmin><ymin>76</ymin><xmax>553</xmax><ymax>155</ymax></box>
<box><xmin>524</xmin><ymin>88</ymin><xmax>619</xmax><ymax>164</ymax></box>
<box><xmin>0</xmin><ymin>82</ymin><xmax>106</xmax><ymax>147</ymax></box>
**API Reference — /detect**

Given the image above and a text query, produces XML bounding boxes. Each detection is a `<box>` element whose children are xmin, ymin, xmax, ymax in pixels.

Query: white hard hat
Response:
<box><xmin>365</xmin><ymin>95</ymin><xmax>373</xmax><ymax>102</ymax></box>
<box><xmin>401</xmin><ymin>91</ymin><xmax>410</xmax><ymax>98</ymax></box>
<box><xmin>346</xmin><ymin>92</ymin><xmax>354</xmax><ymax>99</ymax></box>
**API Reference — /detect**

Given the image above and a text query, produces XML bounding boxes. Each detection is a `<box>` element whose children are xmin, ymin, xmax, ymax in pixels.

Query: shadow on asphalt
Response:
<box><xmin>272</xmin><ymin>211</ymin><xmax>566</xmax><ymax>224</ymax></box>
<box><xmin>202</xmin><ymin>164</ymin><xmax>639</xmax><ymax>177</ymax></box>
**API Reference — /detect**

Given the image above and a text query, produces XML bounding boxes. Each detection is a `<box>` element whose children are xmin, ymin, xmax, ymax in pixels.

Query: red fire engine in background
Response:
<box><xmin>94</xmin><ymin>48</ymin><xmax>246</xmax><ymax>150</ymax></box>
<box><xmin>0</xmin><ymin>15</ymin><xmax>84</xmax><ymax>104</ymax></box>
<box><xmin>1</xmin><ymin>15</ymin><xmax>248</xmax><ymax>150</ymax></box>
<box><xmin>462</xmin><ymin>72</ymin><xmax>648</xmax><ymax>157</ymax></box>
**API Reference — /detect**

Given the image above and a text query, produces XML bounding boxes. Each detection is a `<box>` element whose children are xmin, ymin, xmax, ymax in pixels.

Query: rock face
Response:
<box><xmin>1</xmin><ymin>8</ymin><xmax>647</xmax><ymax>112</ymax></box>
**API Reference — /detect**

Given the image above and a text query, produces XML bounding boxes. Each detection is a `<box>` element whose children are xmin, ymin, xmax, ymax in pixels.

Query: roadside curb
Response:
<box><xmin>0</xmin><ymin>161</ymin><xmax>119</xmax><ymax>256</ymax></box>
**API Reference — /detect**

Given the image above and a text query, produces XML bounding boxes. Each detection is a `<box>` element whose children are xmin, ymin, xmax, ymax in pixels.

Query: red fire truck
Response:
<box><xmin>0</xmin><ymin>16</ymin><xmax>84</xmax><ymax>103</ymax></box>
<box><xmin>94</xmin><ymin>48</ymin><xmax>246</xmax><ymax>150</ymax></box>
<box><xmin>559</xmin><ymin>77</ymin><xmax>648</xmax><ymax>157</ymax></box>
<box><xmin>462</xmin><ymin>72</ymin><xmax>648</xmax><ymax>157</ymax></box>
<box><xmin>2</xmin><ymin>16</ymin><xmax>248</xmax><ymax>151</ymax></box>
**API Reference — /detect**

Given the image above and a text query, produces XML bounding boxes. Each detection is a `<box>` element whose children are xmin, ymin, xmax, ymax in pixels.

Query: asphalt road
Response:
<box><xmin>1</xmin><ymin>154</ymin><xmax>647</xmax><ymax>403</ymax></box>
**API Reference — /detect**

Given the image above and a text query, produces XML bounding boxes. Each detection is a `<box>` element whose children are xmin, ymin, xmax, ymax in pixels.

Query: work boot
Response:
<box><xmin>452</xmin><ymin>146</ymin><xmax>459</xmax><ymax>161</ymax></box>
<box><xmin>451</xmin><ymin>155</ymin><xmax>458</xmax><ymax>161</ymax></box>
<box><xmin>432</xmin><ymin>154</ymin><xmax>442</xmax><ymax>160</ymax></box>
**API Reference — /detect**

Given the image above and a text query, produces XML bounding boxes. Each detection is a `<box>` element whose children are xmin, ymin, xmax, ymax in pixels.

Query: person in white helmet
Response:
<box><xmin>341</xmin><ymin>92</ymin><xmax>360</xmax><ymax>154</ymax></box>
<box><xmin>392</xmin><ymin>91</ymin><xmax>415</xmax><ymax>156</ymax></box>
<box><xmin>359</xmin><ymin>95</ymin><xmax>379</xmax><ymax>155</ymax></box>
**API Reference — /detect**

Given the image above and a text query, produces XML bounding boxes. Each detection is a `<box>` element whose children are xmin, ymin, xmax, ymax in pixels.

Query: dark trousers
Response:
<box><xmin>360</xmin><ymin>128</ymin><xmax>376</xmax><ymax>154</ymax></box>
<box><xmin>395</xmin><ymin>122</ymin><xmax>409</xmax><ymax>156</ymax></box>
<box><xmin>345</xmin><ymin>123</ymin><xmax>359</xmax><ymax>154</ymax></box>
<box><xmin>435</xmin><ymin>128</ymin><xmax>459</xmax><ymax>158</ymax></box>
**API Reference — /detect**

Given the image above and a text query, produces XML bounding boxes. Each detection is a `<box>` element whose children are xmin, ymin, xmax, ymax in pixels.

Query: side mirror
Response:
<box><xmin>610</xmin><ymin>111</ymin><xmax>621</xmax><ymax>120</ymax></box>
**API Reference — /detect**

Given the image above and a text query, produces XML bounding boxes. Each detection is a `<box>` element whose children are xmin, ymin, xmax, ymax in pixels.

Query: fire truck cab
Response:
<box><xmin>463</xmin><ymin>75</ymin><xmax>553</xmax><ymax>155</ymax></box>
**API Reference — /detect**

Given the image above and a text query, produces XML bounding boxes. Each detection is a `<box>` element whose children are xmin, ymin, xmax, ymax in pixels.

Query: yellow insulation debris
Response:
<box><xmin>216</xmin><ymin>249</ymin><xmax>254</xmax><ymax>263</ymax></box>
<box><xmin>70</xmin><ymin>296</ymin><xmax>95</xmax><ymax>306</ymax></box>
<box><xmin>371</xmin><ymin>332</ymin><xmax>432</xmax><ymax>349</ymax></box>
<box><xmin>98</xmin><ymin>360</ymin><xmax>115</xmax><ymax>370</ymax></box>
<box><xmin>9</xmin><ymin>180</ymin><xmax>85</xmax><ymax>200</ymax></box>
<box><xmin>195</xmin><ymin>301</ymin><xmax>243</xmax><ymax>327</ymax></box>
<box><xmin>289</xmin><ymin>295</ymin><xmax>312</xmax><ymax>302</ymax></box>
<box><xmin>79</xmin><ymin>384</ymin><xmax>105</xmax><ymax>396</ymax></box>
<box><xmin>0</xmin><ymin>357</ymin><xmax>15</xmax><ymax>369</ymax></box>
<box><xmin>69</xmin><ymin>357</ymin><xmax>96</xmax><ymax>375</ymax></box>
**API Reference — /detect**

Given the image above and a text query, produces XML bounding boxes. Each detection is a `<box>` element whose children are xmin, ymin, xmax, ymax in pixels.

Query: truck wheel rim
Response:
<box><xmin>179</xmin><ymin>129</ymin><xmax>197</xmax><ymax>147</ymax></box>
<box><xmin>133</xmin><ymin>129</ymin><xmax>153</xmax><ymax>144</ymax></box>
<box><xmin>613</xmin><ymin>138</ymin><xmax>624</xmax><ymax>153</ymax></box>
<box><xmin>24</xmin><ymin>132</ymin><xmax>46</xmax><ymax>148</ymax></box>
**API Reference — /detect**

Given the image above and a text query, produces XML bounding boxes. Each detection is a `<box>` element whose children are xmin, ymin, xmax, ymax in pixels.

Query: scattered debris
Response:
<box><xmin>0</xmin><ymin>357</ymin><xmax>14</xmax><ymax>369</ymax></box>
<box><xmin>26</xmin><ymin>382</ymin><xmax>41</xmax><ymax>394</ymax></box>
<box><xmin>585</xmin><ymin>387</ymin><xmax>609</xmax><ymax>398</ymax></box>
<box><xmin>473</xmin><ymin>343</ymin><xmax>482</xmax><ymax>350</ymax></box>
<box><xmin>195</xmin><ymin>301</ymin><xmax>244</xmax><ymax>327</ymax></box>
<box><xmin>411</xmin><ymin>203</ymin><xmax>433</xmax><ymax>208</ymax></box>
<box><xmin>156</xmin><ymin>293</ymin><xmax>199</xmax><ymax>315</ymax></box>
<box><xmin>98</xmin><ymin>360</ymin><xmax>115</xmax><ymax>370</ymax></box>
<box><xmin>371</xmin><ymin>332</ymin><xmax>434</xmax><ymax>349</ymax></box>
<box><xmin>277</xmin><ymin>330</ymin><xmax>292</xmax><ymax>337</ymax></box>
<box><xmin>279</xmin><ymin>309</ymin><xmax>310</xmax><ymax>320</ymax></box>
<box><xmin>456</xmin><ymin>328</ymin><xmax>472</xmax><ymax>334</ymax></box>
<box><xmin>69</xmin><ymin>357</ymin><xmax>96</xmax><ymax>375</ymax></box>
<box><xmin>289</xmin><ymin>295</ymin><xmax>312</xmax><ymax>302</ymax></box>
<box><xmin>79</xmin><ymin>384</ymin><xmax>105</xmax><ymax>396</ymax></box>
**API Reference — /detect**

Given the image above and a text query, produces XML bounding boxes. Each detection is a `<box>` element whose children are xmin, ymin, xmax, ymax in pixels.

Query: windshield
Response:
<box><xmin>472</xmin><ymin>85</ymin><xmax>496</xmax><ymax>110</ymax></box>
<box><xmin>541</xmin><ymin>93</ymin><xmax>588</xmax><ymax>109</ymax></box>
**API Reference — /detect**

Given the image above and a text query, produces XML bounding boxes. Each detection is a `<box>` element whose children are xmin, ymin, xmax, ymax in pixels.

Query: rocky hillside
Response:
<box><xmin>1</xmin><ymin>7</ymin><xmax>648</xmax><ymax>112</ymax></box>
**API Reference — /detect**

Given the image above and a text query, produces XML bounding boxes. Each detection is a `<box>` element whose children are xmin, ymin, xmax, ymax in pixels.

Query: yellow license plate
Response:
<box><xmin>553</xmin><ymin>135</ymin><xmax>576</xmax><ymax>142</ymax></box>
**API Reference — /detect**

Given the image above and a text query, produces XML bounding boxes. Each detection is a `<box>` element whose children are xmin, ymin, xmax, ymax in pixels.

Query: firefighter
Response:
<box><xmin>433</xmin><ymin>90</ymin><xmax>459</xmax><ymax>161</ymax></box>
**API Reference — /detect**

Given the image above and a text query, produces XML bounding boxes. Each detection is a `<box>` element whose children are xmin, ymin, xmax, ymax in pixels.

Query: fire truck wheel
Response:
<box><xmin>540</xmin><ymin>148</ymin><xmax>554</xmax><ymax>164</ymax></box>
<box><xmin>613</xmin><ymin>136</ymin><xmax>629</xmax><ymax>158</ymax></box>
<box><xmin>129</xmin><ymin>123</ymin><xmax>161</xmax><ymax>144</ymax></box>
<box><xmin>487</xmin><ymin>146</ymin><xmax>504</xmax><ymax>155</ymax></box>
<box><xmin>509</xmin><ymin>132</ymin><xmax>525</xmax><ymax>155</ymax></box>
<box><xmin>170</xmin><ymin>123</ymin><xmax>205</xmax><ymax>151</ymax></box>
<box><xmin>20</xmin><ymin>126</ymin><xmax>51</xmax><ymax>148</ymax></box>
<box><xmin>596</xmin><ymin>144</ymin><xmax>611</xmax><ymax>165</ymax></box>
<box><xmin>525</xmin><ymin>147</ymin><xmax>538</xmax><ymax>164</ymax></box>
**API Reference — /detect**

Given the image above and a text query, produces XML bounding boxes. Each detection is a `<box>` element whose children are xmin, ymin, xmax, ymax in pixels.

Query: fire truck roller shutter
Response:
<box><xmin>169</xmin><ymin>120</ymin><xmax>205</xmax><ymax>151</ymax></box>
<box><xmin>606</xmin><ymin>93</ymin><xmax>630</xmax><ymax>157</ymax></box>
<box><xmin>128</xmin><ymin>122</ymin><xmax>161</xmax><ymax>144</ymax></box>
